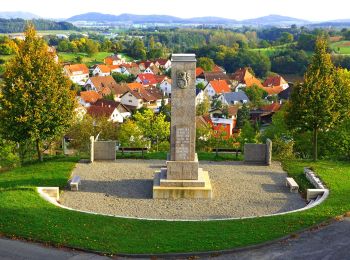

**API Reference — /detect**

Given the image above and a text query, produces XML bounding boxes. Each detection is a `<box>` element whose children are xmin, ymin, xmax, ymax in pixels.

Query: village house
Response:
<box><xmin>159</xmin><ymin>78</ymin><xmax>172</xmax><ymax>96</ymax></box>
<box><xmin>262</xmin><ymin>75</ymin><xmax>289</xmax><ymax>96</ymax></box>
<box><xmin>231</xmin><ymin>68</ymin><xmax>263</xmax><ymax>91</ymax></box>
<box><xmin>93</xmin><ymin>99</ymin><xmax>131</xmax><ymax>121</ymax></box>
<box><xmin>122</xmin><ymin>63</ymin><xmax>141</xmax><ymax>77</ymax></box>
<box><xmin>92</xmin><ymin>64</ymin><xmax>111</xmax><ymax>77</ymax></box>
<box><xmin>210</xmin><ymin>105</ymin><xmax>239</xmax><ymax>124</ymax></box>
<box><xmin>209</xmin><ymin>117</ymin><xmax>235</xmax><ymax>138</ymax></box>
<box><xmin>84</xmin><ymin>76</ymin><xmax>118</xmax><ymax>96</ymax></box>
<box><xmin>204</xmin><ymin>79</ymin><xmax>231</xmax><ymax>98</ymax></box>
<box><xmin>120</xmin><ymin>87</ymin><xmax>166</xmax><ymax>111</ymax></box>
<box><xmin>196</xmin><ymin>68</ymin><xmax>230</xmax><ymax>86</ymax></box>
<box><xmin>218</xmin><ymin>91</ymin><xmax>250</xmax><ymax>105</ymax></box>
<box><xmin>63</xmin><ymin>64</ymin><xmax>89</xmax><ymax>85</ymax></box>
<box><xmin>108</xmin><ymin>65</ymin><xmax>122</xmax><ymax>74</ymax></box>
<box><xmin>138</xmin><ymin>61</ymin><xmax>154</xmax><ymax>71</ymax></box>
<box><xmin>136</xmin><ymin>73</ymin><xmax>158</xmax><ymax>87</ymax></box>
<box><xmin>87</xmin><ymin>105</ymin><xmax>125</xmax><ymax>123</ymax></box>
<box><xmin>154</xmin><ymin>58</ymin><xmax>171</xmax><ymax>70</ymax></box>
<box><xmin>109</xmin><ymin>83</ymin><xmax>129</xmax><ymax>102</ymax></box>
<box><xmin>250</xmin><ymin>103</ymin><xmax>282</xmax><ymax>125</ymax></box>
<box><xmin>79</xmin><ymin>91</ymin><xmax>102</xmax><ymax>107</ymax></box>
<box><xmin>104</xmin><ymin>54</ymin><xmax>125</xmax><ymax>66</ymax></box>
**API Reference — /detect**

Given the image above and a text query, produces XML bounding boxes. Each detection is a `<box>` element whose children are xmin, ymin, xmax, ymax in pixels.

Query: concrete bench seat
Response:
<box><xmin>286</xmin><ymin>177</ymin><xmax>299</xmax><ymax>193</ymax></box>
<box><xmin>70</xmin><ymin>176</ymin><xmax>81</xmax><ymax>191</ymax></box>
<box><xmin>119</xmin><ymin>147</ymin><xmax>148</xmax><ymax>158</ymax></box>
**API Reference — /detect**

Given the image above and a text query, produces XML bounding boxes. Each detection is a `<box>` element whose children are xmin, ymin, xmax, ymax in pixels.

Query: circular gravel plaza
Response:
<box><xmin>59</xmin><ymin>160</ymin><xmax>305</xmax><ymax>220</ymax></box>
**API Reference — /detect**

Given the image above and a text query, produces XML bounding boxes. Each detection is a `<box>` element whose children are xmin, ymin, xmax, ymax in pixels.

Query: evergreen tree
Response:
<box><xmin>287</xmin><ymin>37</ymin><xmax>339</xmax><ymax>161</ymax></box>
<box><xmin>236</xmin><ymin>103</ymin><xmax>250</xmax><ymax>129</ymax></box>
<box><xmin>0</xmin><ymin>24</ymin><xmax>76</xmax><ymax>161</ymax></box>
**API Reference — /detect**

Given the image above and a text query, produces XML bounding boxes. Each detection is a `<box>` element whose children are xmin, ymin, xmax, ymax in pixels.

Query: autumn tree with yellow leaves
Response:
<box><xmin>0</xmin><ymin>24</ymin><xmax>76</xmax><ymax>161</ymax></box>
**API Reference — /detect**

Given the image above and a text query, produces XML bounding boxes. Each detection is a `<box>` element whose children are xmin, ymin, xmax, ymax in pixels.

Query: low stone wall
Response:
<box><xmin>90</xmin><ymin>136</ymin><xmax>116</xmax><ymax>162</ymax></box>
<box><xmin>304</xmin><ymin>167</ymin><xmax>328</xmax><ymax>201</ymax></box>
<box><xmin>244</xmin><ymin>139</ymin><xmax>272</xmax><ymax>165</ymax></box>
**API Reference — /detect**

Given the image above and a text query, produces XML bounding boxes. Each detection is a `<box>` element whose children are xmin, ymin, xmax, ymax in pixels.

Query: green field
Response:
<box><xmin>1</xmin><ymin>155</ymin><xmax>350</xmax><ymax>255</ymax></box>
<box><xmin>58</xmin><ymin>52</ymin><xmax>113</xmax><ymax>67</ymax></box>
<box><xmin>330</xmin><ymin>41</ymin><xmax>350</xmax><ymax>55</ymax></box>
<box><xmin>252</xmin><ymin>43</ymin><xmax>296</xmax><ymax>57</ymax></box>
<box><xmin>58</xmin><ymin>52</ymin><xmax>133</xmax><ymax>66</ymax></box>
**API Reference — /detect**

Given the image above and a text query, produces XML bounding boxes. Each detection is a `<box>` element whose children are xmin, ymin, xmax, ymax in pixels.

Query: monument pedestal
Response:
<box><xmin>153</xmin><ymin>169</ymin><xmax>212</xmax><ymax>199</ymax></box>
<box><xmin>153</xmin><ymin>154</ymin><xmax>213</xmax><ymax>199</ymax></box>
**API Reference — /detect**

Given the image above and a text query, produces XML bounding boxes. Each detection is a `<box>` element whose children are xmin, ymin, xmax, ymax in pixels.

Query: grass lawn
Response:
<box><xmin>252</xmin><ymin>43</ymin><xmax>296</xmax><ymax>57</ymax></box>
<box><xmin>330</xmin><ymin>41</ymin><xmax>350</xmax><ymax>55</ymax></box>
<box><xmin>58</xmin><ymin>52</ymin><xmax>133</xmax><ymax>67</ymax></box>
<box><xmin>57</xmin><ymin>52</ymin><xmax>113</xmax><ymax>67</ymax></box>
<box><xmin>0</xmin><ymin>156</ymin><xmax>350</xmax><ymax>254</ymax></box>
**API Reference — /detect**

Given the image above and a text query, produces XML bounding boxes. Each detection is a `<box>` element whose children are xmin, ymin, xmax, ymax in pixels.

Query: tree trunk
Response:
<box><xmin>312</xmin><ymin>128</ymin><xmax>318</xmax><ymax>161</ymax></box>
<box><xmin>36</xmin><ymin>139</ymin><xmax>43</xmax><ymax>162</ymax></box>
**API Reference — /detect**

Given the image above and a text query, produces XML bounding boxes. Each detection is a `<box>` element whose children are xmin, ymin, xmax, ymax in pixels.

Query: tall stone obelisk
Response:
<box><xmin>153</xmin><ymin>54</ymin><xmax>212</xmax><ymax>199</ymax></box>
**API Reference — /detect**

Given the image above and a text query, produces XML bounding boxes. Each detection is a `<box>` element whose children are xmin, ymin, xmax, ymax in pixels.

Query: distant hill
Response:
<box><xmin>66</xmin><ymin>12</ymin><xmax>238</xmax><ymax>25</ymax></box>
<box><xmin>242</xmin><ymin>15</ymin><xmax>309</xmax><ymax>26</ymax></box>
<box><xmin>0</xmin><ymin>12</ymin><xmax>40</xmax><ymax>19</ymax></box>
<box><xmin>0</xmin><ymin>19</ymin><xmax>76</xmax><ymax>33</ymax></box>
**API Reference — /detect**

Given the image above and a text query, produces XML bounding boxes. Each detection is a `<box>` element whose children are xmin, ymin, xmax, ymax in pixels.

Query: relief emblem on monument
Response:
<box><xmin>176</xmin><ymin>71</ymin><xmax>190</xmax><ymax>89</ymax></box>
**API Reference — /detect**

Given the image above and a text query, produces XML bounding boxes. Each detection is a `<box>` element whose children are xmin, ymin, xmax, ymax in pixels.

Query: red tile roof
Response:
<box><xmin>261</xmin><ymin>103</ymin><xmax>282</xmax><ymax>112</ymax></box>
<box><xmin>263</xmin><ymin>75</ymin><xmax>288</xmax><ymax>88</ymax></box>
<box><xmin>127</xmin><ymin>82</ymin><xmax>143</xmax><ymax>90</ymax></box>
<box><xmin>137</xmin><ymin>73</ymin><xmax>158</xmax><ymax>86</ymax></box>
<box><xmin>232</xmin><ymin>68</ymin><xmax>263</xmax><ymax>88</ymax></box>
<box><xmin>64</xmin><ymin>64</ymin><xmax>89</xmax><ymax>76</ymax></box>
<box><xmin>87</xmin><ymin>105</ymin><xmax>115</xmax><ymax>118</ymax></box>
<box><xmin>96</xmin><ymin>64</ymin><xmax>111</xmax><ymax>74</ymax></box>
<box><xmin>88</xmin><ymin>76</ymin><xmax>118</xmax><ymax>96</ymax></box>
<box><xmin>209</xmin><ymin>80</ymin><xmax>231</xmax><ymax>94</ymax></box>
<box><xmin>155</xmin><ymin>58</ymin><xmax>169</xmax><ymax>66</ymax></box>
<box><xmin>80</xmin><ymin>91</ymin><xmax>102</xmax><ymax>103</ymax></box>
<box><xmin>196</xmin><ymin>67</ymin><xmax>204</xmax><ymax>77</ymax></box>
<box><xmin>213</xmin><ymin>65</ymin><xmax>225</xmax><ymax>73</ymax></box>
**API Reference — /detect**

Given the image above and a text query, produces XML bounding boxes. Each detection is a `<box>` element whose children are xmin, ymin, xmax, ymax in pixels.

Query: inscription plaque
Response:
<box><xmin>175</xmin><ymin>127</ymin><xmax>190</xmax><ymax>161</ymax></box>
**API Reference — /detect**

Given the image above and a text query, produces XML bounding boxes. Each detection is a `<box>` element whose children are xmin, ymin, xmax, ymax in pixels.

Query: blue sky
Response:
<box><xmin>2</xmin><ymin>0</ymin><xmax>349</xmax><ymax>21</ymax></box>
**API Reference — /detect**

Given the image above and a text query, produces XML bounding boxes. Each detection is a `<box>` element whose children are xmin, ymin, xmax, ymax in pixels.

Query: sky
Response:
<box><xmin>1</xmin><ymin>0</ymin><xmax>349</xmax><ymax>21</ymax></box>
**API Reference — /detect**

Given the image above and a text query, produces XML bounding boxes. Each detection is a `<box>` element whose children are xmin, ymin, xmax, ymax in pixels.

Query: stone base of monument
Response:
<box><xmin>153</xmin><ymin>168</ymin><xmax>213</xmax><ymax>199</ymax></box>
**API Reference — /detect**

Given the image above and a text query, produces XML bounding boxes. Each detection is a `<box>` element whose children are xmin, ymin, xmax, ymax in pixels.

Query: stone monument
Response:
<box><xmin>153</xmin><ymin>54</ymin><xmax>213</xmax><ymax>199</ymax></box>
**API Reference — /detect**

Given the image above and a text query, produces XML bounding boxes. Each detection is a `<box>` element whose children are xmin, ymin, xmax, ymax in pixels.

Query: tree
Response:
<box><xmin>196</xmin><ymin>82</ymin><xmax>206</xmax><ymax>90</ymax></box>
<box><xmin>287</xmin><ymin>37</ymin><xmax>340</xmax><ymax>161</ymax></box>
<box><xmin>0</xmin><ymin>24</ymin><xmax>76</xmax><ymax>161</ymax></box>
<box><xmin>197</xmin><ymin>57</ymin><xmax>215</xmax><ymax>71</ymax></box>
<box><xmin>236</xmin><ymin>103</ymin><xmax>250</xmax><ymax>129</ymax></box>
<box><xmin>244</xmin><ymin>84</ymin><xmax>268</xmax><ymax>108</ymax></box>
<box><xmin>278</xmin><ymin>32</ymin><xmax>294</xmax><ymax>44</ymax></box>
<box><xmin>133</xmin><ymin>109</ymin><xmax>170</xmax><ymax>150</ymax></box>
<box><xmin>85</xmin><ymin>39</ymin><xmax>99</xmax><ymax>56</ymax></box>
<box><xmin>130</xmin><ymin>38</ymin><xmax>146</xmax><ymax>60</ymax></box>
<box><xmin>118</xmin><ymin>119</ymin><xmax>147</xmax><ymax>148</ymax></box>
<box><xmin>239</xmin><ymin>120</ymin><xmax>258</xmax><ymax>150</ymax></box>
<box><xmin>196</xmin><ymin>94</ymin><xmax>211</xmax><ymax>116</ymax></box>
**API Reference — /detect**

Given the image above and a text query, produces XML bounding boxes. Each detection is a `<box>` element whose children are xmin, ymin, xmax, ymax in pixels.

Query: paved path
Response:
<box><xmin>1</xmin><ymin>218</ymin><xmax>350</xmax><ymax>260</ymax></box>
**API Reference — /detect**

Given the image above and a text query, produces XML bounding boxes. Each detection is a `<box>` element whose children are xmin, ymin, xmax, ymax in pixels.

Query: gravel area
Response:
<box><xmin>59</xmin><ymin>160</ymin><xmax>305</xmax><ymax>220</ymax></box>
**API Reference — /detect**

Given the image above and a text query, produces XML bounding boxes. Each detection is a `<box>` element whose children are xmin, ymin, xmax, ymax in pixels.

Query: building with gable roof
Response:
<box><xmin>63</xmin><ymin>64</ymin><xmax>89</xmax><ymax>85</ymax></box>
<box><xmin>204</xmin><ymin>79</ymin><xmax>231</xmax><ymax>98</ymax></box>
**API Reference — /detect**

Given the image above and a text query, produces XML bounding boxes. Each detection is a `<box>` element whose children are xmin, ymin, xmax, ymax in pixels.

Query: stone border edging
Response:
<box><xmin>37</xmin><ymin>185</ymin><xmax>329</xmax><ymax>222</ymax></box>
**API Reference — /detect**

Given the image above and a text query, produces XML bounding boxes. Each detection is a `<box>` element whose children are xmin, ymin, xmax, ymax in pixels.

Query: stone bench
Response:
<box><xmin>286</xmin><ymin>177</ymin><xmax>299</xmax><ymax>193</ymax></box>
<box><xmin>213</xmin><ymin>148</ymin><xmax>241</xmax><ymax>159</ymax></box>
<box><xmin>70</xmin><ymin>176</ymin><xmax>81</xmax><ymax>191</ymax></box>
<box><xmin>119</xmin><ymin>147</ymin><xmax>148</xmax><ymax>158</ymax></box>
